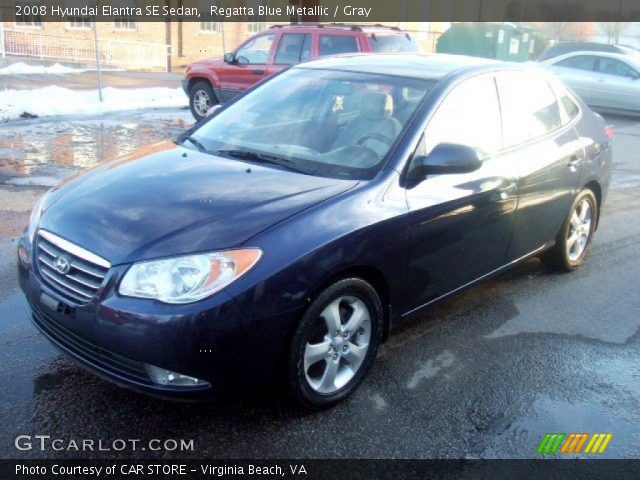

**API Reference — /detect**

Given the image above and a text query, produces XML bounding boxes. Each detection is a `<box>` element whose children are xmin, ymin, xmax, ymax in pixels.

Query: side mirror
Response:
<box><xmin>206</xmin><ymin>104</ymin><xmax>222</xmax><ymax>117</ymax></box>
<box><xmin>223</xmin><ymin>52</ymin><xmax>235</xmax><ymax>64</ymax></box>
<box><xmin>235</xmin><ymin>55</ymin><xmax>250</xmax><ymax>65</ymax></box>
<box><xmin>408</xmin><ymin>143</ymin><xmax>482</xmax><ymax>183</ymax></box>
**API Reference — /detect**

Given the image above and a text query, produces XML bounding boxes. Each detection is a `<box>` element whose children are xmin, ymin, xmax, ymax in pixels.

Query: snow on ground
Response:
<box><xmin>0</xmin><ymin>62</ymin><xmax>85</xmax><ymax>75</ymax></box>
<box><xmin>0</xmin><ymin>85</ymin><xmax>188</xmax><ymax>121</ymax></box>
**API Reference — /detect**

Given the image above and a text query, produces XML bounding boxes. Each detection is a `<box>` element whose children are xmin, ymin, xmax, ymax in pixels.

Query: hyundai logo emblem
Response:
<box><xmin>53</xmin><ymin>256</ymin><xmax>71</xmax><ymax>275</ymax></box>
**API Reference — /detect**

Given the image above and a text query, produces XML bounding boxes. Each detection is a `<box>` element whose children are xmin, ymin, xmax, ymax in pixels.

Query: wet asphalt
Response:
<box><xmin>0</xmin><ymin>109</ymin><xmax>639</xmax><ymax>459</ymax></box>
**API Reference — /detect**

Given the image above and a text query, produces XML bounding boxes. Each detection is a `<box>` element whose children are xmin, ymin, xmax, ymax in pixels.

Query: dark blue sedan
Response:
<box><xmin>17</xmin><ymin>54</ymin><xmax>612</xmax><ymax>408</ymax></box>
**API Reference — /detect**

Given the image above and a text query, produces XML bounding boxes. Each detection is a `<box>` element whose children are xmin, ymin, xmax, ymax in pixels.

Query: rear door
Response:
<box><xmin>549</xmin><ymin>54</ymin><xmax>600</xmax><ymax>105</ymax></box>
<box><xmin>317</xmin><ymin>33</ymin><xmax>361</xmax><ymax>58</ymax></box>
<box><xmin>496</xmin><ymin>71</ymin><xmax>584</xmax><ymax>260</ymax></box>
<box><xmin>403</xmin><ymin>73</ymin><xmax>518</xmax><ymax>312</ymax></box>
<box><xmin>218</xmin><ymin>32</ymin><xmax>276</xmax><ymax>101</ymax></box>
<box><xmin>592</xmin><ymin>56</ymin><xmax>640</xmax><ymax>110</ymax></box>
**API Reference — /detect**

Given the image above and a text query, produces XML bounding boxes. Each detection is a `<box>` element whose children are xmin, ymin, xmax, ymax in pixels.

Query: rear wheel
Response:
<box><xmin>287</xmin><ymin>278</ymin><xmax>383</xmax><ymax>409</ymax></box>
<box><xmin>543</xmin><ymin>188</ymin><xmax>598</xmax><ymax>271</ymax></box>
<box><xmin>189</xmin><ymin>81</ymin><xmax>216</xmax><ymax>121</ymax></box>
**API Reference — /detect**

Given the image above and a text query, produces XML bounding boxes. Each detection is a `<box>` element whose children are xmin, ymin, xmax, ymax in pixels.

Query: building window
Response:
<box><xmin>247</xmin><ymin>22</ymin><xmax>266</xmax><ymax>34</ymax></box>
<box><xmin>68</xmin><ymin>17</ymin><xmax>92</xmax><ymax>29</ymax></box>
<box><xmin>14</xmin><ymin>1</ymin><xmax>43</xmax><ymax>27</ymax></box>
<box><xmin>200</xmin><ymin>18</ymin><xmax>220</xmax><ymax>33</ymax></box>
<box><xmin>114</xmin><ymin>18</ymin><xmax>137</xmax><ymax>30</ymax></box>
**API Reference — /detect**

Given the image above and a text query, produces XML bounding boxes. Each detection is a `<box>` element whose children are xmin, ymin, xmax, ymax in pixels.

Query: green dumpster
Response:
<box><xmin>436</xmin><ymin>23</ymin><xmax>535</xmax><ymax>62</ymax></box>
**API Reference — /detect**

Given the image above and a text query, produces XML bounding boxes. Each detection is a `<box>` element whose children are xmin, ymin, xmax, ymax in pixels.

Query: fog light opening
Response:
<box><xmin>144</xmin><ymin>364</ymin><xmax>210</xmax><ymax>388</ymax></box>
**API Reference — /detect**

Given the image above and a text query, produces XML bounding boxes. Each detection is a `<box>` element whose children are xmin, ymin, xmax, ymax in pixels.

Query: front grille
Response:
<box><xmin>30</xmin><ymin>301</ymin><xmax>151</xmax><ymax>384</ymax></box>
<box><xmin>35</xmin><ymin>230</ymin><xmax>110</xmax><ymax>304</ymax></box>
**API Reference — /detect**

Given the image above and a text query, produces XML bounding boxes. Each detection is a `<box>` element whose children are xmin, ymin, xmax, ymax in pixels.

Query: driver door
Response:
<box><xmin>219</xmin><ymin>33</ymin><xmax>276</xmax><ymax>102</ymax></box>
<box><xmin>402</xmin><ymin>74</ymin><xmax>518</xmax><ymax>314</ymax></box>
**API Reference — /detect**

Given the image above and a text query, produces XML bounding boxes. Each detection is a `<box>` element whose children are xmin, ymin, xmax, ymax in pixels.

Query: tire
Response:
<box><xmin>189</xmin><ymin>81</ymin><xmax>216</xmax><ymax>121</ymax></box>
<box><xmin>286</xmin><ymin>278</ymin><xmax>383</xmax><ymax>409</ymax></box>
<box><xmin>543</xmin><ymin>188</ymin><xmax>598</xmax><ymax>272</ymax></box>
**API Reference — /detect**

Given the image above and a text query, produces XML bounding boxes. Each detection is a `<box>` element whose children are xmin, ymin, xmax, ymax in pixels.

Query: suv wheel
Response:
<box><xmin>543</xmin><ymin>188</ymin><xmax>598</xmax><ymax>271</ymax></box>
<box><xmin>189</xmin><ymin>81</ymin><xmax>216</xmax><ymax>121</ymax></box>
<box><xmin>287</xmin><ymin>278</ymin><xmax>383</xmax><ymax>409</ymax></box>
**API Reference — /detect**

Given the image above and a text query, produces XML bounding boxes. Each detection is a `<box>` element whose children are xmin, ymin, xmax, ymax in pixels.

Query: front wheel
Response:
<box><xmin>189</xmin><ymin>81</ymin><xmax>216</xmax><ymax>121</ymax></box>
<box><xmin>543</xmin><ymin>188</ymin><xmax>598</xmax><ymax>271</ymax></box>
<box><xmin>286</xmin><ymin>278</ymin><xmax>383</xmax><ymax>409</ymax></box>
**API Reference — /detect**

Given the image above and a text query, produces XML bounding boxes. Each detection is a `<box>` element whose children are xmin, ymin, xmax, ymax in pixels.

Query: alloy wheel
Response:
<box><xmin>193</xmin><ymin>90</ymin><xmax>211</xmax><ymax>117</ymax></box>
<box><xmin>566</xmin><ymin>198</ymin><xmax>592</xmax><ymax>262</ymax></box>
<box><xmin>303</xmin><ymin>295</ymin><xmax>372</xmax><ymax>394</ymax></box>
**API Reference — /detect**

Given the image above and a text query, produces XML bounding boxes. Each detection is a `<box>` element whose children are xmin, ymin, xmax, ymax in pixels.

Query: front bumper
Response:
<box><xmin>182</xmin><ymin>78</ymin><xmax>189</xmax><ymax>95</ymax></box>
<box><xmin>17</xmin><ymin>234</ymin><xmax>300</xmax><ymax>400</ymax></box>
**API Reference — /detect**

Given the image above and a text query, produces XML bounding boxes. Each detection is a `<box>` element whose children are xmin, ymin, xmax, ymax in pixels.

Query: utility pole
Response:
<box><xmin>93</xmin><ymin>1</ymin><xmax>103</xmax><ymax>102</ymax></box>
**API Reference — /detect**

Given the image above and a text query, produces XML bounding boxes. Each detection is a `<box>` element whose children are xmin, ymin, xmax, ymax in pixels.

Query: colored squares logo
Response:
<box><xmin>538</xmin><ymin>433</ymin><xmax>612</xmax><ymax>454</ymax></box>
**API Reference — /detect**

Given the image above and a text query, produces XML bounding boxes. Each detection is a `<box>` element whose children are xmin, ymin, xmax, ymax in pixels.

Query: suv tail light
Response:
<box><xmin>604</xmin><ymin>124</ymin><xmax>614</xmax><ymax>139</ymax></box>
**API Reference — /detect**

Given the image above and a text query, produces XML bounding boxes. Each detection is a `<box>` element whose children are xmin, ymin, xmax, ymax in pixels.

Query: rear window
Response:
<box><xmin>369</xmin><ymin>34</ymin><xmax>420</xmax><ymax>53</ymax></box>
<box><xmin>319</xmin><ymin>35</ymin><xmax>359</xmax><ymax>56</ymax></box>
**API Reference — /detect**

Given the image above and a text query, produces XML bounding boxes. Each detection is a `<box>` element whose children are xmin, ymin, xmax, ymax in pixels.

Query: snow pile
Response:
<box><xmin>0</xmin><ymin>62</ymin><xmax>84</xmax><ymax>75</ymax></box>
<box><xmin>0</xmin><ymin>86</ymin><xmax>188</xmax><ymax>121</ymax></box>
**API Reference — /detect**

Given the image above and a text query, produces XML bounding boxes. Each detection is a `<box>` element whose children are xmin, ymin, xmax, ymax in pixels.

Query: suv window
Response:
<box><xmin>369</xmin><ymin>34</ymin><xmax>420</xmax><ymax>53</ymax></box>
<box><xmin>274</xmin><ymin>33</ymin><xmax>312</xmax><ymax>65</ymax></box>
<box><xmin>421</xmin><ymin>74</ymin><xmax>502</xmax><ymax>157</ymax></box>
<box><xmin>556</xmin><ymin>55</ymin><xmax>597</xmax><ymax>71</ymax></box>
<box><xmin>319</xmin><ymin>35</ymin><xmax>359</xmax><ymax>56</ymax></box>
<box><xmin>597</xmin><ymin>57</ymin><xmax>639</xmax><ymax>78</ymax></box>
<box><xmin>235</xmin><ymin>34</ymin><xmax>275</xmax><ymax>65</ymax></box>
<box><xmin>497</xmin><ymin>72</ymin><xmax>562</xmax><ymax>147</ymax></box>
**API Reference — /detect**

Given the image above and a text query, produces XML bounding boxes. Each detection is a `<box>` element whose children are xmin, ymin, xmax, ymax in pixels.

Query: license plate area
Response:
<box><xmin>40</xmin><ymin>291</ymin><xmax>74</xmax><ymax>317</ymax></box>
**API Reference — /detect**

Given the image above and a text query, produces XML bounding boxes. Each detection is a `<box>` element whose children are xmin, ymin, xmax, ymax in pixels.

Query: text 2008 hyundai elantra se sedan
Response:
<box><xmin>18</xmin><ymin>54</ymin><xmax>611</xmax><ymax>408</ymax></box>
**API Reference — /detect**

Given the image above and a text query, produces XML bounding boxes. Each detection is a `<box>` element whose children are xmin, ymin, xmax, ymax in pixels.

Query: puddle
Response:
<box><xmin>5</xmin><ymin>176</ymin><xmax>60</xmax><ymax>187</ymax></box>
<box><xmin>0</xmin><ymin>291</ymin><xmax>59</xmax><ymax>404</ymax></box>
<box><xmin>482</xmin><ymin>395</ymin><xmax>639</xmax><ymax>458</ymax></box>
<box><xmin>0</xmin><ymin>111</ymin><xmax>192</xmax><ymax>181</ymax></box>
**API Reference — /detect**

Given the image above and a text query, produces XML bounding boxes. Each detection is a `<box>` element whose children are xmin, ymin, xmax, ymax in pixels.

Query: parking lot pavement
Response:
<box><xmin>0</xmin><ymin>112</ymin><xmax>639</xmax><ymax>459</ymax></box>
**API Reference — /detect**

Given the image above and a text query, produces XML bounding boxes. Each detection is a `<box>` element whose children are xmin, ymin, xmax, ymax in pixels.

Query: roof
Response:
<box><xmin>542</xmin><ymin>50</ymin><xmax>640</xmax><ymax>67</ymax></box>
<box><xmin>296</xmin><ymin>53</ymin><xmax>505</xmax><ymax>80</ymax></box>
<box><xmin>269</xmin><ymin>23</ymin><xmax>407</xmax><ymax>35</ymax></box>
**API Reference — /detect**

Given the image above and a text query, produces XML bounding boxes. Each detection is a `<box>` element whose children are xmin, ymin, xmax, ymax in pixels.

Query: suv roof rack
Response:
<box><xmin>269</xmin><ymin>23</ymin><xmax>402</xmax><ymax>32</ymax></box>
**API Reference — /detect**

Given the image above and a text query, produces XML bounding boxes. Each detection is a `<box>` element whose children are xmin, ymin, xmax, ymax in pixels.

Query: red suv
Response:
<box><xmin>183</xmin><ymin>23</ymin><xmax>420</xmax><ymax>119</ymax></box>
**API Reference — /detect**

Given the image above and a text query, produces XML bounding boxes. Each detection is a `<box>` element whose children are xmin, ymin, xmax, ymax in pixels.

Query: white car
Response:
<box><xmin>540</xmin><ymin>51</ymin><xmax>640</xmax><ymax>115</ymax></box>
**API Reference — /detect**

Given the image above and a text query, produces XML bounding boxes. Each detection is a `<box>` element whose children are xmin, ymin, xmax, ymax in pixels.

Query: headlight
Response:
<box><xmin>27</xmin><ymin>192</ymin><xmax>49</xmax><ymax>244</ymax></box>
<box><xmin>119</xmin><ymin>249</ymin><xmax>262</xmax><ymax>304</ymax></box>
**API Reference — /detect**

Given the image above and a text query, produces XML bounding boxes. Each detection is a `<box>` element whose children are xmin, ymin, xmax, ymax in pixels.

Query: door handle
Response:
<box><xmin>252</xmin><ymin>70</ymin><xmax>265</xmax><ymax>75</ymax></box>
<box><xmin>568</xmin><ymin>155</ymin><xmax>581</xmax><ymax>169</ymax></box>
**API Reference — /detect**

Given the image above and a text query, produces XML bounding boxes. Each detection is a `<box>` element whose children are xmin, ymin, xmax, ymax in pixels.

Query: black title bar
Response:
<box><xmin>1</xmin><ymin>0</ymin><xmax>639</xmax><ymax>22</ymax></box>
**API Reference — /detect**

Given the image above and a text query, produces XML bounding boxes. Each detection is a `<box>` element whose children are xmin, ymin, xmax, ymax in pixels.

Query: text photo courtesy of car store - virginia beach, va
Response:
<box><xmin>1</xmin><ymin>0</ymin><xmax>640</xmax><ymax>478</ymax></box>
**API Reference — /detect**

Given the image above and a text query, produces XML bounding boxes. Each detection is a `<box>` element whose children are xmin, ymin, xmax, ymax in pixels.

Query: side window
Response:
<box><xmin>497</xmin><ymin>72</ymin><xmax>562</xmax><ymax>148</ymax></box>
<box><xmin>274</xmin><ymin>33</ymin><xmax>310</xmax><ymax>65</ymax></box>
<box><xmin>422</xmin><ymin>75</ymin><xmax>502</xmax><ymax>157</ymax></box>
<box><xmin>598</xmin><ymin>57</ymin><xmax>638</xmax><ymax>78</ymax></box>
<box><xmin>319</xmin><ymin>35</ymin><xmax>359</xmax><ymax>56</ymax></box>
<box><xmin>556</xmin><ymin>55</ymin><xmax>597</xmax><ymax>72</ymax></box>
<box><xmin>560</xmin><ymin>95</ymin><xmax>579</xmax><ymax>123</ymax></box>
<box><xmin>235</xmin><ymin>34</ymin><xmax>275</xmax><ymax>65</ymax></box>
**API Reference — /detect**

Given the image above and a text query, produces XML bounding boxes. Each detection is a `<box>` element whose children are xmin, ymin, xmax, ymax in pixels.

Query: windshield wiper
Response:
<box><xmin>216</xmin><ymin>148</ymin><xmax>308</xmax><ymax>174</ymax></box>
<box><xmin>182</xmin><ymin>135</ymin><xmax>208</xmax><ymax>153</ymax></box>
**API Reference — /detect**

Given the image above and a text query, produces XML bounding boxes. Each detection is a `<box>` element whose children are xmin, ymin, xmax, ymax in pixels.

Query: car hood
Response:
<box><xmin>40</xmin><ymin>142</ymin><xmax>357</xmax><ymax>265</ymax></box>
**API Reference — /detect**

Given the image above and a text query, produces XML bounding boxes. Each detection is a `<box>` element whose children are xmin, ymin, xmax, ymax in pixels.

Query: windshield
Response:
<box><xmin>369</xmin><ymin>34</ymin><xmax>421</xmax><ymax>53</ymax></box>
<box><xmin>189</xmin><ymin>68</ymin><xmax>435</xmax><ymax>180</ymax></box>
